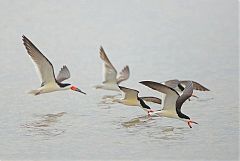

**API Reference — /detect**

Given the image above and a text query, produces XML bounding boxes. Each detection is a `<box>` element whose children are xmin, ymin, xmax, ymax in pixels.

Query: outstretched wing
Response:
<box><xmin>56</xmin><ymin>65</ymin><xmax>71</xmax><ymax>82</ymax></box>
<box><xmin>119</xmin><ymin>86</ymin><xmax>139</xmax><ymax>100</ymax></box>
<box><xmin>22</xmin><ymin>35</ymin><xmax>56</xmax><ymax>86</ymax></box>
<box><xmin>117</xmin><ymin>65</ymin><xmax>130</xmax><ymax>84</ymax></box>
<box><xmin>181</xmin><ymin>80</ymin><xmax>210</xmax><ymax>91</ymax></box>
<box><xmin>162</xmin><ymin>79</ymin><xmax>181</xmax><ymax>89</ymax></box>
<box><xmin>140</xmin><ymin>97</ymin><xmax>162</xmax><ymax>104</ymax></box>
<box><xmin>139</xmin><ymin>81</ymin><xmax>179</xmax><ymax>111</ymax></box>
<box><xmin>99</xmin><ymin>46</ymin><xmax>117</xmax><ymax>83</ymax></box>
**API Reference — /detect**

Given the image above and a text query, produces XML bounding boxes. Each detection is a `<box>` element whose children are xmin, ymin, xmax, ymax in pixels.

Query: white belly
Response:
<box><xmin>38</xmin><ymin>83</ymin><xmax>61</xmax><ymax>94</ymax></box>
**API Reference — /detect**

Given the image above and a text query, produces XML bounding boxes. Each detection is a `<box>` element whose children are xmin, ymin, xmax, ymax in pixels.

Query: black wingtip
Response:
<box><xmin>22</xmin><ymin>35</ymin><xmax>28</xmax><ymax>47</ymax></box>
<box><xmin>139</xmin><ymin>80</ymin><xmax>162</xmax><ymax>86</ymax></box>
<box><xmin>22</xmin><ymin>35</ymin><xmax>28</xmax><ymax>41</ymax></box>
<box><xmin>99</xmin><ymin>46</ymin><xmax>106</xmax><ymax>56</ymax></box>
<box><xmin>124</xmin><ymin>65</ymin><xmax>130</xmax><ymax>71</ymax></box>
<box><xmin>99</xmin><ymin>46</ymin><xmax>104</xmax><ymax>51</ymax></box>
<box><xmin>22</xmin><ymin>35</ymin><xmax>30</xmax><ymax>44</ymax></box>
<box><xmin>118</xmin><ymin>86</ymin><xmax>128</xmax><ymax>91</ymax></box>
<box><xmin>139</xmin><ymin>80</ymin><xmax>151</xmax><ymax>84</ymax></box>
<box><xmin>118</xmin><ymin>85</ymin><xmax>123</xmax><ymax>89</ymax></box>
<box><xmin>118</xmin><ymin>86</ymin><xmax>139</xmax><ymax>93</ymax></box>
<box><xmin>22</xmin><ymin>35</ymin><xmax>26</xmax><ymax>41</ymax></box>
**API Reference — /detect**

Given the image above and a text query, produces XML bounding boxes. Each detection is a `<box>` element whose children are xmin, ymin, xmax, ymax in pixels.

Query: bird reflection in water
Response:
<box><xmin>122</xmin><ymin>115</ymin><xmax>187</xmax><ymax>141</ymax></box>
<box><xmin>98</xmin><ymin>93</ymin><xmax>121</xmax><ymax>106</ymax></box>
<box><xmin>22</xmin><ymin>112</ymin><xmax>67</xmax><ymax>139</ymax></box>
<box><xmin>122</xmin><ymin>115</ymin><xmax>153</xmax><ymax>128</ymax></box>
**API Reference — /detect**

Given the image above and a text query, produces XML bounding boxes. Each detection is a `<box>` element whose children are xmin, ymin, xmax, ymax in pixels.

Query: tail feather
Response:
<box><xmin>28</xmin><ymin>89</ymin><xmax>41</xmax><ymax>95</ymax></box>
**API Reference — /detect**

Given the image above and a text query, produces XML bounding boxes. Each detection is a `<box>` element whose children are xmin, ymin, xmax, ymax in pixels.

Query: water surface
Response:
<box><xmin>0</xmin><ymin>1</ymin><xmax>238</xmax><ymax>161</ymax></box>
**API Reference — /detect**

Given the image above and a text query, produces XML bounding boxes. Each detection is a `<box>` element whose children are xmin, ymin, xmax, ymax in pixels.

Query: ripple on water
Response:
<box><xmin>21</xmin><ymin>112</ymin><xmax>67</xmax><ymax>140</ymax></box>
<box><xmin>120</xmin><ymin>115</ymin><xmax>190</xmax><ymax>142</ymax></box>
<box><xmin>97</xmin><ymin>94</ymin><xmax>121</xmax><ymax>107</ymax></box>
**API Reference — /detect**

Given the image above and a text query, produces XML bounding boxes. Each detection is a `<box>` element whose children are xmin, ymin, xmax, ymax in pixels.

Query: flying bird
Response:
<box><xmin>113</xmin><ymin>86</ymin><xmax>161</xmax><ymax>113</ymax></box>
<box><xmin>95</xmin><ymin>46</ymin><xmax>130</xmax><ymax>91</ymax></box>
<box><xmin>140</xmin><ymin>80</ymin><xmax>198</xmax><ymax>128</ymax></box>
<box><xmin>22</xmin><ymin>35</ymin><xmax>86</xmax><ymax>95</ymax></box>
<box><xmin>162</xmin><ymin>79</ymin><xmax>210</xmax><ymax>99</ymax></box>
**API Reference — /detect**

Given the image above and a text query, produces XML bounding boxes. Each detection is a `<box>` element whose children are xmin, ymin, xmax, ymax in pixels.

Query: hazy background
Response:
<box><xmin>0</xmin><ymin>0</ymin><xmax>238</xmax><ymax>161</ymax></box>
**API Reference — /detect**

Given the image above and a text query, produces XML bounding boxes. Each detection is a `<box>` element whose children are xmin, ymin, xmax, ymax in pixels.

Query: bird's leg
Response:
<box><xmin>187</xmin><ymin>120</ymin><xmax>198</xmax><ymax>128</ymax></box>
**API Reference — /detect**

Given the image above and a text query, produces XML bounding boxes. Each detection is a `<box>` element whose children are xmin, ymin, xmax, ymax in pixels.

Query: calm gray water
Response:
<box><xmin>0</xmin><ymin>0</ymin><xmax>238</xmax><ymax>161</ymax></box>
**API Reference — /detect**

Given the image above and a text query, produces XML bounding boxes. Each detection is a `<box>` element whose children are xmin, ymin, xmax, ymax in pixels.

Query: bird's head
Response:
<box><xmin>70</xmin><ymin>85</ymin><xmax>86</xmax><ymax>95</ymax></box>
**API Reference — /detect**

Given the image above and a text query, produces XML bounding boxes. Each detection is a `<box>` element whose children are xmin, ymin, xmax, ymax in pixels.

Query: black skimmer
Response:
<box><xmin>95</xmin><ymin>46</ymin><xmax>130</xmax><ymax>91</ymax></box>
<box><xmin>140</xmin><ymin>80</ymin><xmax>198</xmax><ymax>128</ymax></box>
<box><xmin>113</xmin><ymin>86</ymin><xmax>161</xmax><ymax>113</ymax></box>
<box><xmin>162</xmin><ymin>79</ymin><xmax>210</xmax><ymax>99</ymax></box>
<box><xmin>22</xmin><ymin>35</ymin><xmax>86</xmax><ymax>95</ymax></box>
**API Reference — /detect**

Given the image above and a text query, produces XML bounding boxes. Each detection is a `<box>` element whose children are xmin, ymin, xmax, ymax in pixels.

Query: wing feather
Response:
<box><xmin>162</xmin><ymin>79</ymin><xmax>181</xmax><ymax>89</ymax></box>
<box><xmin>139</xmin><ymin>81</ymin><xmax>179</xmax><ymax>111</ymax></box>
<box><xmin>22</xmin><ymin>35</ymin><xmax>56</xmax><ymax>85</ymax></box>
<box><xmin>119</xmin><ymin>86</ymin><xmax>139</xmax><ymax>100</ymax></box>
<box><xmin>56</xmin><ymin>65</ymin><xmax>71</xmax><ymax>82</ymax></box>
<box><xmin>99</xmin><ymin>46</ymin><xmax>117</xmax><ymax>83</ymax></box>
<box><xmin>140</xmin><ymin>97</ymin><xmax>162</xmax><ymax>104</ymax></box>
<box><xmin>117</xmin><ymin>65</ymin><xmax>130</xmax><ymax>84</ymax></box>
<box><xmin>181</xmin><ymin>80</ymin><xmax>210</xmax><ymax>91</ymax></box>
